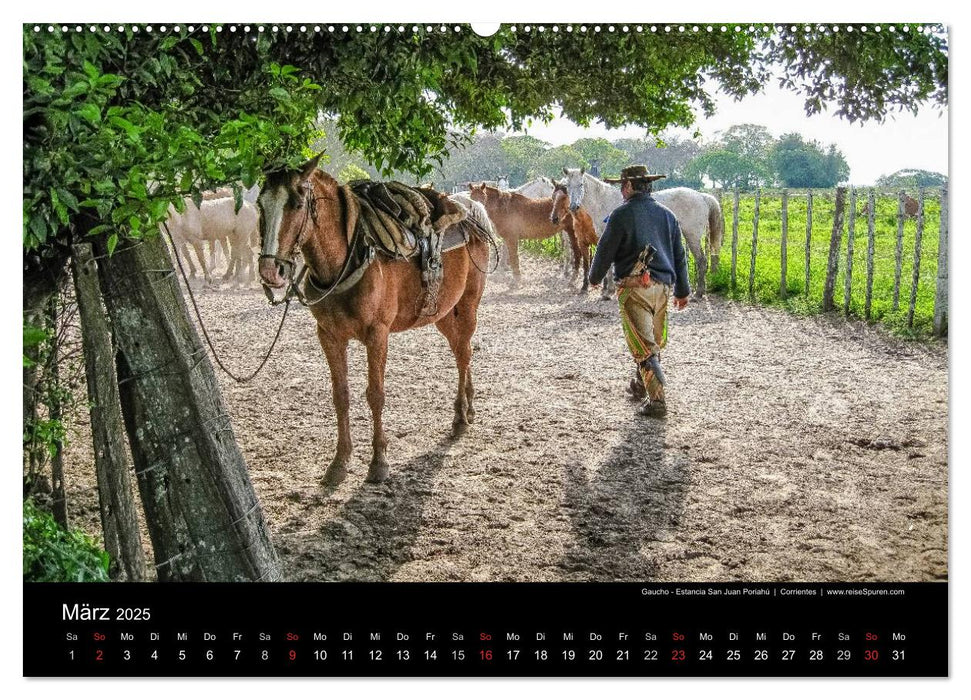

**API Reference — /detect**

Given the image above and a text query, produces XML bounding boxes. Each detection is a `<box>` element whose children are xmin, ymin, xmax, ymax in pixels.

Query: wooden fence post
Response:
<box><xmin>781</xmin><ymin>189</ymin><xmax>788</xmax><ymax>299</ymax></box>
<box><xmin>892</xmin><ymin>190</ymin><xmax>906</xmax><ymax>311</ymax></box>
<box><xmin>99</xmin><ymin>235</ymin><xmax>282</xmax><ymax>582</ymax></box>
<box><xmin>865</xmin><ymin>190</ymin><xmax>876</xmax><ymax>320</ymax></box>
<box><xmin>731</xmin><ymin>189</ymin><xmax>739</xmax><ymax>291</ymax></box>
<box><xmin>822</xmin><ymin>187</ymin><xmax>847</xmax><ymax>312</ymax></box>
<box><xmin>804</xmin><ymin>190</ymin><xmax>813</xmax><ymax>295</ymax></box>
<box><xmin>71</xmin><ymin>243</ymin><xmax>147</xmax><ymax>581</ymax></box>
<box><xmin>749</xmin><ymin>189</ymin><xmax>760</xmax><ymax>298</ymax></box>
<box><xmin>934</xmin><ymin>185</ymin><xmax>948</xmax><ymax>336</ymax></box>
<box><xmin>844</xmin><ymin>188</ymin><xmax>856</xmax><ymax>315</ymax></box>
<box><xmin>907</xmin><ymin>189</ymin><xmax>926</xmax><ymax>328</ymax></box>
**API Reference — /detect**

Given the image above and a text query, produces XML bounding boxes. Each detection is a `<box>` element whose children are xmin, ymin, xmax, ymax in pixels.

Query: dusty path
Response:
<box><xmin>64</xmin><ymin>254</ymin><xmax>949</xmax><ymax>582</ymax></box>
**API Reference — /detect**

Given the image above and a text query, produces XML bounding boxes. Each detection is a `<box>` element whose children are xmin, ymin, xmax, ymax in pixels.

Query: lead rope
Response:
<box><xmin>162</xmin><ymin>222</ymin><xmax>292</xmax><ymax>384</ymax></box>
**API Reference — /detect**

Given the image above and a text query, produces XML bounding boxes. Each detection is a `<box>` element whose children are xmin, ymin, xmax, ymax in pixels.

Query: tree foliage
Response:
<box><xmin>770</xmin><ymin>133</ymin><xmax>850</xmax><ymax>188</ymax></box>
<box><xmin>23</xmin><ymin>499</ymin><xmax>110</xmax><ymax>582</ymax></box>
<box><xmin>24</xmin><ymin>22</ymin><xmax>947</xmax><ymax>262</ymax></box>
<box><xmin>876</xmin><ymin>168</ymin><xmax>948</xmax><ymax>189</ymax></box>
<box><xmin>687</xmin><ymin>149</ymin><xmax>755</xmax><ymax>188</ymax></box>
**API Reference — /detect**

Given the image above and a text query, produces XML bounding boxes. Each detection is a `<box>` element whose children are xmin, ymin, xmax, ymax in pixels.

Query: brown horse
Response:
<box><xmin>468</xmin><ymin>183</ymin><xmax>577</xmax><ymax>287</ymax></box>
<box><xmin>257</xmin><ymin>157</ymin><xmax>490</xmax><ymax>486</ymax></box>
<box><xmin>550</xmin><ymin>184</ymin><xmax>599</xmax><ymax>292</ymax></box>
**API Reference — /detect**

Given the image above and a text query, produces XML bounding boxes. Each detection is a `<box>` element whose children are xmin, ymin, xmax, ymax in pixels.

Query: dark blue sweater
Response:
<box><xmin>588</xmin><ymin>192</ymin><xmax>691</xmax><ymax>299</ymax></box>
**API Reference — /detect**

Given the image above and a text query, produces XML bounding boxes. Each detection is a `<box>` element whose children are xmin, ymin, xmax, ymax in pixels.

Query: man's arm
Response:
<box><xmin>588</xmin><ymin>212</ymin><xmax>624</xmax><ymax>285</ymax></box>
<box><xmin>670</xmin><ymin>215</ymin><xmax>691</xmax><ymax>300</ymax></box>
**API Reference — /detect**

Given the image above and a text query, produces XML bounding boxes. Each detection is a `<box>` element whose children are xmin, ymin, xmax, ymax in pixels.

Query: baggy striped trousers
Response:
<box><xmin>618</xmin><ymin>283</ymin><xmax>671</xmax><ymax>402</ymax></box>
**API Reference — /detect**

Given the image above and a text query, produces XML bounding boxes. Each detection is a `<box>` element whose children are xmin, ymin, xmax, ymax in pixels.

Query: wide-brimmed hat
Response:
<box><xmin>603</xmin><ymin>164</ymin><xmax>667</xmax><ymax>184</ymax></box>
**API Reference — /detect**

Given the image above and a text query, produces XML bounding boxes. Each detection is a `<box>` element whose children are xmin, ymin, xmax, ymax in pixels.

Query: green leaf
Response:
<box><xmin>55</xmin><ymin>188</ymin><xmax>79</xmax><ymax>212</ymax></box>
<box><xmin>77</xmin><ymin>102</ymin><xmax>101</xmax><ymax>126</ymax></box>
<box><xmin>106</xmin><ymin>233</ymin><xmax>119</xmax><ymax>255</ymax></box>
<box><xmin>269</xmin><ymin>87</ymin><xmax>289</xmax><ymax>101</ymax></box>
<box><xmin>189</xmin><ymin>38</ymin><xmax>204</xmax><ymax>56</ymax></box>
<box><xmin>28</xmin><ymin>216</ymin><xmax>48</xmax><ymax>245</ymax></box>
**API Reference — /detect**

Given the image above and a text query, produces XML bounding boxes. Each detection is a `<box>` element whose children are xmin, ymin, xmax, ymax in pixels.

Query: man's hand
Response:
<box><xmin>673</xmin><ymin>296</ymin><xmax>689</xmax><ymax>311</ymax></box>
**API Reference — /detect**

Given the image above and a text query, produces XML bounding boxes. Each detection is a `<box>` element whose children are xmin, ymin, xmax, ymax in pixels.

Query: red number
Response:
<box><xmin>289</xmin><ymin>649</ymin><xmax>297</xmax><ymax>662</ymax></box>
<box><xmin>864</xmin><ymin>649</ymin><xmax>879</xmax><ymax>661</ymax></box>
<box><xmin>480</xmin><ymin>649</ymin><xmax>493</xmax><ymax>661</ymax></box>
<box><xmin>95</xmin><ymin>650</ymin><xmax>103</xmax><ymax>662</ymax></box>
<box><xmin>671</xmin><ymin>649</ymin><xmax>685</xmax><ymax>662</ymax></box>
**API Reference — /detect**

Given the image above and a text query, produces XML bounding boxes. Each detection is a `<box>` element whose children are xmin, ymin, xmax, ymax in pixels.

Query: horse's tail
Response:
<box><xmin>706</xmin><ymin>193</ymin><xmax>725</xmax><ymax>270</ymax></box>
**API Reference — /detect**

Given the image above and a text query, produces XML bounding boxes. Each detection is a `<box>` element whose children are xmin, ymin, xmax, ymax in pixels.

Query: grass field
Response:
<box><xmin>524</xmin><ymin>189</ymin><xmax>946</xmax><ymax>339</ymax></box>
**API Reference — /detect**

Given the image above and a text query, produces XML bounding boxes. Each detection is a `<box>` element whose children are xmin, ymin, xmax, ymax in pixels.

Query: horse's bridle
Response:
<box><xmin>259</xmin><ymin>180</ymin><xmax>318</xmax><ymax>289</ymax></box>
<box><xmin>259</xmin><ymin>180</ymin><xmax>363</xmax><ymax>307</ymax></box>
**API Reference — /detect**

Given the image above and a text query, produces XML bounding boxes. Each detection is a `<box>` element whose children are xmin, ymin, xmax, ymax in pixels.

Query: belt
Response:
<box><xmin>617</xmin><ymin>272</ymin><xmax>653</xmax><ymax>289</ymax></box>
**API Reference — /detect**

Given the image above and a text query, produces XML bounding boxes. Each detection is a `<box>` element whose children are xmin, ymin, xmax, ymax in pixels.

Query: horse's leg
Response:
<box><xmin>317</xmin><ymin>328</ymin><xmax>353</xmax><ymax>487</ymax></box>
<box><xmin>601</xmin><ymin>270</ymin><xmax>616</xmax><ymax>300</ymax></box>
<box><xmin>580</xmin><ymin>244</ymin><xmax>591</xmax><ymax>292</ymax></box>
<box><xmin>685</xmin><ymin>233</ymin><xmax>707</xmax><ymax>298</ymax></box>
<box><xmin>560</xmin><ymin>234</ymin><xmax>576</xmax><ymax>278</ymax></box>
<box><xmin>190</xmin><ymin>240</ymin><xmax>211</xmax><ymax>285</ymax></box>
<box><xmin>177</xmin><ymin>241</ymin><xmax>197</xmax><ymax>278</ymax></box>
<box><xmin>363</xmin><ymin>326</ymin><xmax>391</xmax><ymax>483</ymax></box>
<box><xmin>567</xmin><ymin>228</ymin><xmax>582</xmax><ymax>285</ymax></box>
<box><xmin>435</xmin><ymin>305</ymin><xmax>477</xmax><ymax>436</ymax></box>
<box><xmin>507</xmin><ymin>238</ymin><xmax>522</xmax><ymax>289</ymax></box>
<box><xmin>222</xmin><ymin>235</ymin><xmax>237</xmax><ymax>283</ymax></box>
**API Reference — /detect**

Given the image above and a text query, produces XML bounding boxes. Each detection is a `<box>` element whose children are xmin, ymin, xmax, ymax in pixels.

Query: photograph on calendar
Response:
<box><xmin>23</xmin><ymin>22</ymin><xmax>948</xmax><ymax>587</ymax></box>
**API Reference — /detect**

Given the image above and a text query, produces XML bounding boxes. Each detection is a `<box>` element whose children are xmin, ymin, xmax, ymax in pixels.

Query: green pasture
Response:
<box><xmin>523</xmin><ymin>190</ymin><xmax>946</xmax><ymax>340</ymax></box>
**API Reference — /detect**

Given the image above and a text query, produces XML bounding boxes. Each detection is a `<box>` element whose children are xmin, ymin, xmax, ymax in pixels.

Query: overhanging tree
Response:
<box><xmin>23</xmin><ymin>22</ymin><xmax>947</xmax><ymax>580</ymax></box>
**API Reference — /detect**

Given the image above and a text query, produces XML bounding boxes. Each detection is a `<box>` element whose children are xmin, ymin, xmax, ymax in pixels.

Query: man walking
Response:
<box><xmin>588</xmin><ymin>165</ymin><xmax>690</xmax><ymax>417</ymax></box>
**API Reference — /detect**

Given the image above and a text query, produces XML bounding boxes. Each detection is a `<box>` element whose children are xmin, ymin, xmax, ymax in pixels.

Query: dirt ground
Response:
<box><xmin>62</xmin><ymin>253</ymin><xmax>948</xmax><ymax>582</ymax></box>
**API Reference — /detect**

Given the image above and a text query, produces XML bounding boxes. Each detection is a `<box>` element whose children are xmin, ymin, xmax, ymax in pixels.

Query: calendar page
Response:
<box><xmin>21</xmin><ymin>17</ymin><xmax>949</xmax><ymax>678</ymax></box>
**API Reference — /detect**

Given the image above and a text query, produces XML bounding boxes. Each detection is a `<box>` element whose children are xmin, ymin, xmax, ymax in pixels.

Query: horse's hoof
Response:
<box><xmin>322</xmin><ymin>461</ymin><xmax>348</xmax><ymax>488</ymax></box>
<box><xmin>364</xmin><ymin>461</ymin><xmax>390</xmax><ymax>483</ymax></box>
<box><xmin>452</xmin><ymin>420</ymin><xmax>469</xmax><ymax>438</ymax></box>
<box><xmin>465</xmin><ymin>408</ymin><xmax>476</xmax><ymax>425</ymax></box>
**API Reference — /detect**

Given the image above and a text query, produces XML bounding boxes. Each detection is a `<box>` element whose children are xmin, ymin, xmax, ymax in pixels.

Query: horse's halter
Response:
<box><xmin>259</xmin><ymin>180</ymin><xmax>321</xmax><ymax>291</ymax></box>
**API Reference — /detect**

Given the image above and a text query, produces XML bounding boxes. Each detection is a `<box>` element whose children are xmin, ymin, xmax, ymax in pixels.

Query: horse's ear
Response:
<box><xmin>580</xmin><ymin>167</ymin><xmax>585</xmax><ymax>175</ymax></box>
<box><xmin>562</xmin><ymin>167</ymin><xmax>569</xmax><ymax>176</ymax></box>
<box><xmin>299</xmin><ymin>153</ymin><xmax>323</xmax><ymax>181</ymax></box>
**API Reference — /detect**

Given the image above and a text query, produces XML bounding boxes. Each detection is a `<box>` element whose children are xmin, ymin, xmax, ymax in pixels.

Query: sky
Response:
<box><xmin>510</xmin><ymin>78</ymin><xmax>949</xmax><ymax>187</ymax></box>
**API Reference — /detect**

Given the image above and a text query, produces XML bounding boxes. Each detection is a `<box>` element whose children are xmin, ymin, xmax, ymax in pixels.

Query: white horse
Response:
<box><xmin>513</xmin><ymin>177</ymin><xmax>555</xmax><ymax>198</ymax></box>
<box><xmin>449</xmin><ymin>191</ymin><xmax>498</xmax><ymax>241</ymax></box>
<box><xmin>561</xmin><ymin>168</ymin><xmax>724</xmax><ymax>298</ymax></box>
<box><xmin>163</xmin><ymin>195</ymin><xmax>260</xmax><ymax>287</ymax></box>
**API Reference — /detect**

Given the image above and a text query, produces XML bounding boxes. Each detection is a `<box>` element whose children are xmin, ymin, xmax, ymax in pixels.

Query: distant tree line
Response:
<box><xmin>318</xmin><ymin>120</ymin><xmax>944</xmax><ymax>193</ymax></box>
